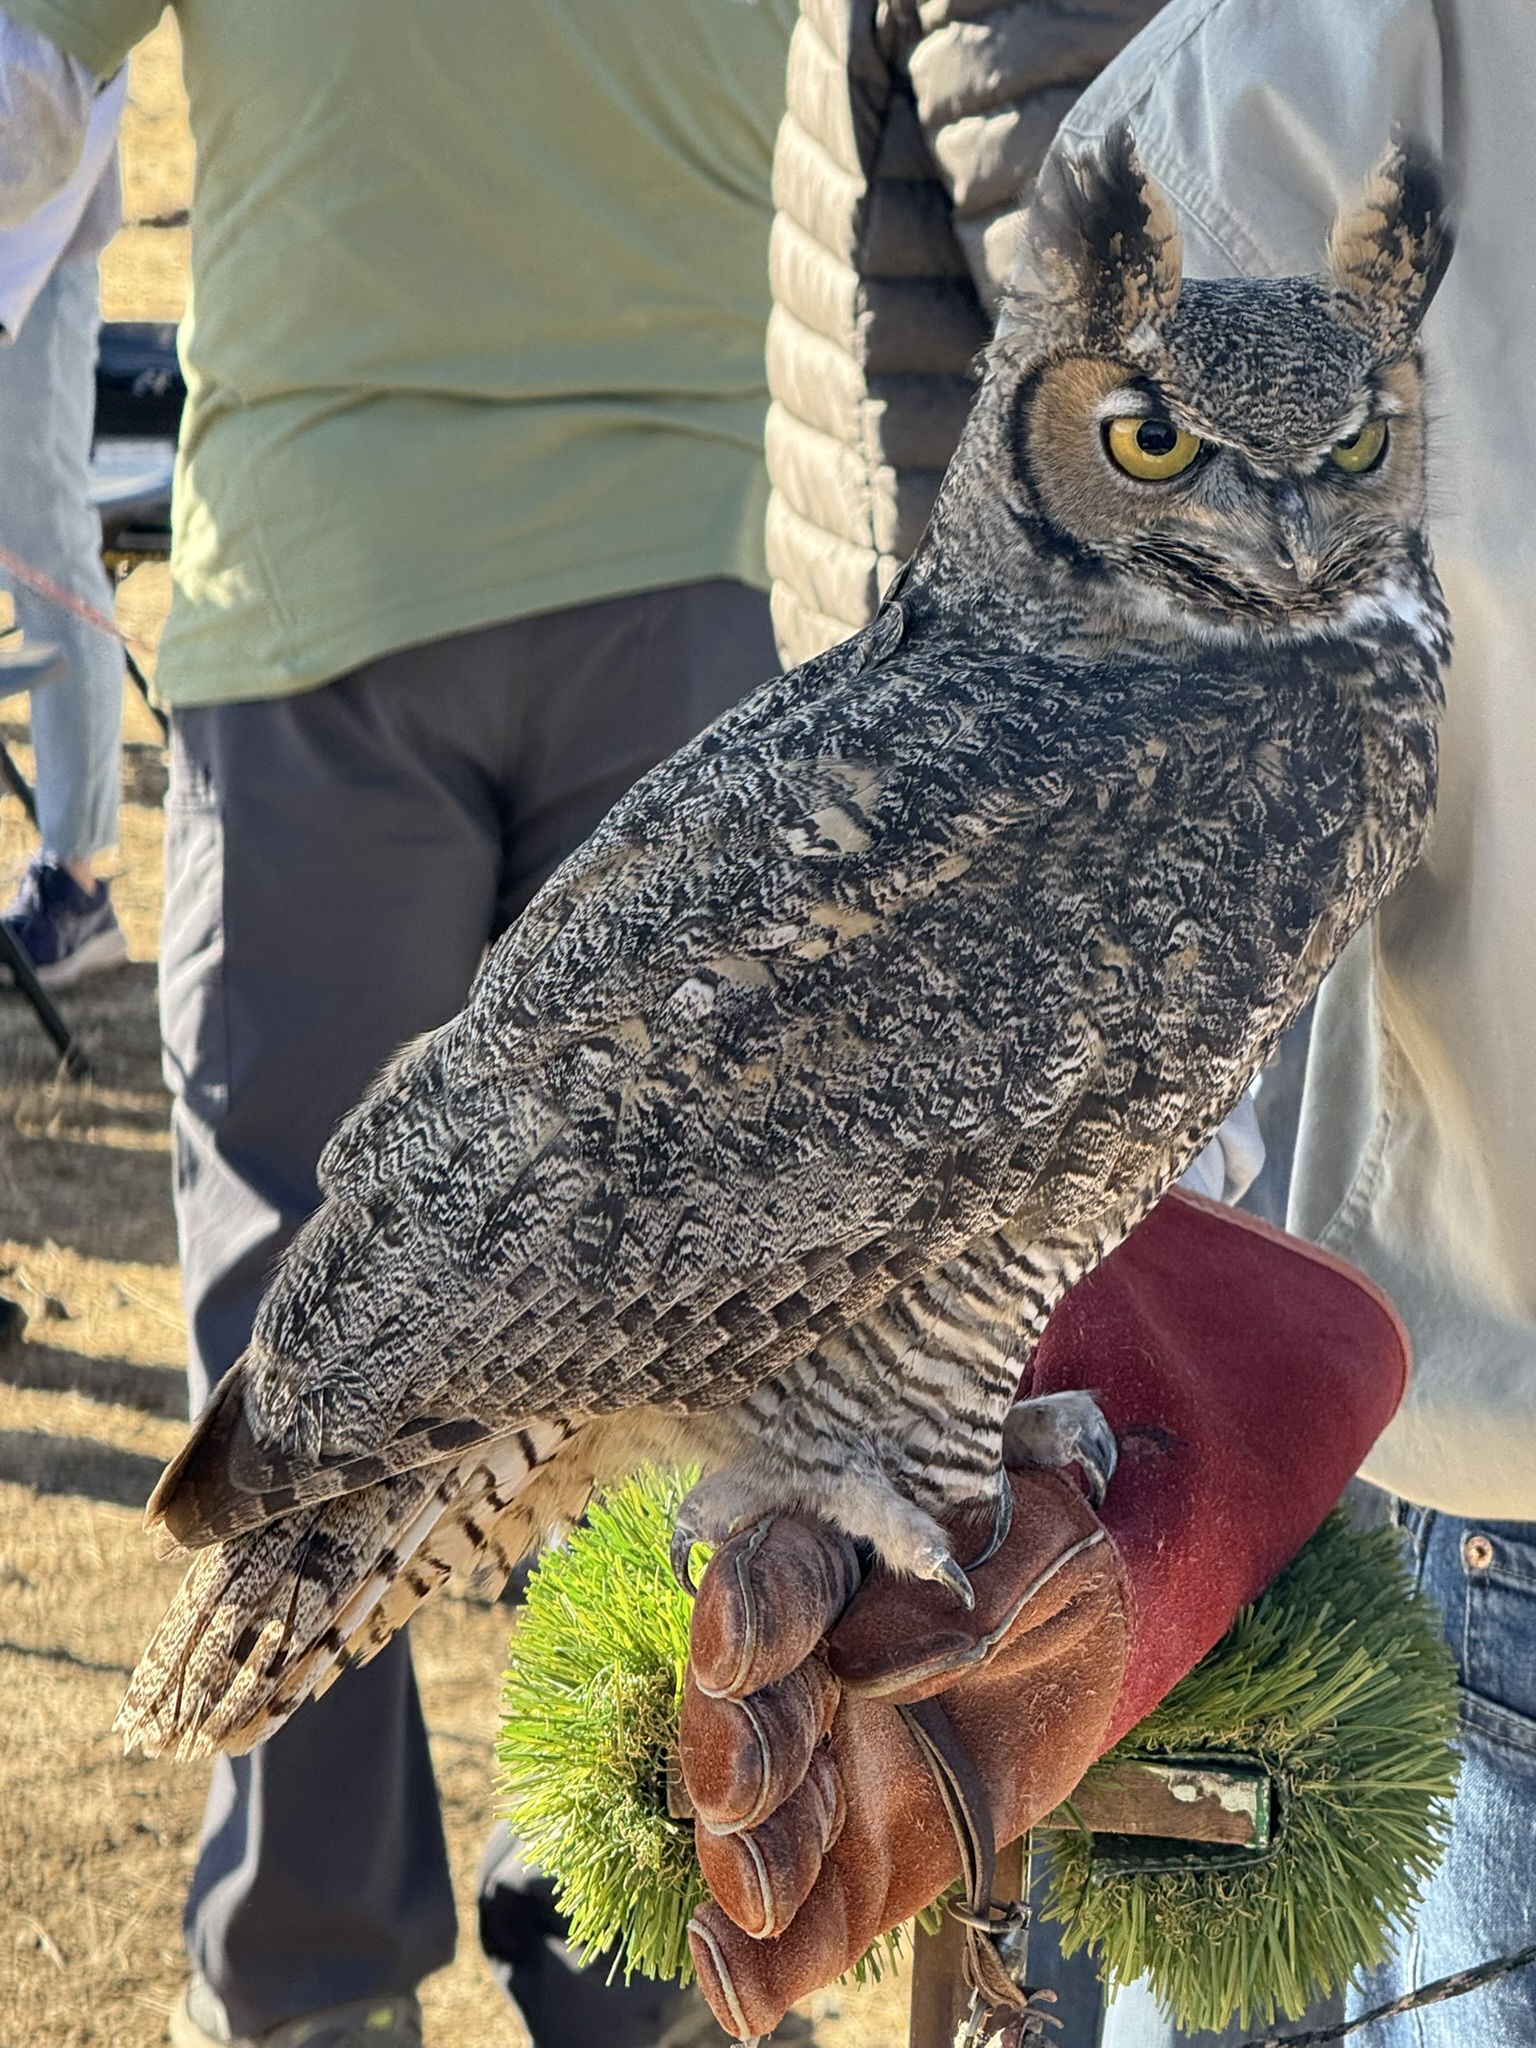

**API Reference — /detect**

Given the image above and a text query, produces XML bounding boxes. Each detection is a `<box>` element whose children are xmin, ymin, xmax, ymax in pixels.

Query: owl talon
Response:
<box><xmin>671</xmin><ymin>1519</ymin><xmax>703</xmax><ymax>1596</ymax></box>
<box><xmin>962</xmin><ymin>1469</ymin><xmax>1014</xmax><ymax>1572</ymax></box>
<box><xmin>1067</xmin><ymin>1400</ymin><xmax>1118</xmax><ymax>1508</ymax></box>
<box><xmin>924</xmin><ymin>1553</ymin><xmax>976</xmax><ymax>1610</ymax></box>
<box><xmin>1003</xmin><ymin>1392</ymin><xmax>1118</xmax><ymax>1508</ymax></box>
<box><xmin>1075</xmin><ymin>1440</ymin><xmax>1115</xmax><ymax>1511</ymax></box>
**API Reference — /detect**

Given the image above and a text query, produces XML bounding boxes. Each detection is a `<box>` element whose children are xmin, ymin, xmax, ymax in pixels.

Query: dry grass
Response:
<box><xmin>101</xmin><ymin>13</ymin><xmax>192</xmax><ymax>325</ymax></box>
<box><xmin>0</xmin><ymin>13</ymin><xmax>911</xmax><ymax>2045</ymax></box>
<box><xmin>0</xmin><ymin>709</ymin><xmax>910</xmax><ymax>2048</ymax></box>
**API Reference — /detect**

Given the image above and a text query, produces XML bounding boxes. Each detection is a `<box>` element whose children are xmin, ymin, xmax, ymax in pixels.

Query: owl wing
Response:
<box><xmin>152</xmin><ymin>620</ymin><xmax>1364</xmax><ymax>1552</ymax></box>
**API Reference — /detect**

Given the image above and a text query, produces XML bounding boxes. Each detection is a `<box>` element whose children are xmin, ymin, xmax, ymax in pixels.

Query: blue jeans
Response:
<box><xmin>1102</xmin><ymin>1506</ymin><xmax>1536</xmax><ymax>2048</ymax></box>
<box><xmin>1345</xmin><ymin>1507</ymin><xmax>1536</xmax><ymax>2046</ymax></box>
<box><xmin>0</xmin><ymin>254</ymin><xmax>122</xmax><ymax>864</ymax></box>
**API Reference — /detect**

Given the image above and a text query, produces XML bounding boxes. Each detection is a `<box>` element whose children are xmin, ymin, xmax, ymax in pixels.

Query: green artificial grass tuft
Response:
<box><xmin>496</xmin><ymin>1468</ymin><xmax>705</xmax><ymax>1981</ymax></box>
<box><xmin>496</xmin><ymin>1470</ymin><xmax>924</xmax><ymax>1988</ymax></box>
<box><xmin>1044</xmin><ymin>1511</ymin><xmax>1461</xmax><ymax>2033</ymax></box>
<box><xmin>498</xmin><ymin>1482</ymin><xmax>1460</xmax><ymax>2030</ymax></box>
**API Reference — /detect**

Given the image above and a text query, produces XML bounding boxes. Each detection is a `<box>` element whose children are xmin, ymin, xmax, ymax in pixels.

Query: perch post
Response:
<box><xmin>907</xmin><ymin>1762</ymin><xmax>1274</xmax><ymax>2048</ymax></box>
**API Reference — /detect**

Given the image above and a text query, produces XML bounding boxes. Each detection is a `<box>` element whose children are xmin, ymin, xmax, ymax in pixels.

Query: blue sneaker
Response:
<box><xmin>3</xmin><ymin>855</ymin><xmax>128</xmax><ymax>990</ymax></box>
<box><xmin>169</xmin><ymin>1979</ymin><xmax>424</xmax><ymax>2047</ymax></box>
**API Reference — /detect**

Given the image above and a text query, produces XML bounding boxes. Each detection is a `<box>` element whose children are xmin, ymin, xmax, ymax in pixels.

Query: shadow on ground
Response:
<box><xmin>1</xmin><ymin>955</ymin><xmax>164</xmax><ymax>1076</ymax></box>
<box><xmin>0</xmin><ymin>1128</ymin><xmax>177</xmax><ymax>1264</ymax></box>
<box><xmin>0</xmin><ymin>1339</ymin><xmax>186</xmax><ymax>1417</ymax></box>
<box><xmin>0</xmin><ymin>1428</ymin><xmax>164</xmax><ymax>1507</ymax></box>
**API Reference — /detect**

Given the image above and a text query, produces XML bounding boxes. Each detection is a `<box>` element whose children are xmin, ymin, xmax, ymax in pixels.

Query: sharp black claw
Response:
<box><xmin>930</xmin><ymin>1554</ymin><xmax>976</xmax><ymax>1610</ymax></box>
<box><xmin>1078</xmin><ymin>1456</ymin><xmax>1111</xmax><ymax>1510</ymax></box>
<box><xmin>963</xmin><ymin>1471</ymin><xmax>1014</xmax><ymax>1571</ymax></box>
<box><xmin>1079</xmin><ymin>1411</ymin><xmax>1119</xmax><ymax>1508</ymax></box>
<box><xmin>670</xmin><ymin>1521</ymin><xmax>701</xmax><ymax>1597</ymax></box>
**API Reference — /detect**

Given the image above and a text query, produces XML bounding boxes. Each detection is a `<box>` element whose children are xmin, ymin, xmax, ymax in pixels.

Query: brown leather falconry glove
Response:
<box><xmin>683</xmin><ymin>1476</ymin><xmax>1125</xmax><ymax>2041</ymax></box>
<box><xmin>679</xmin><ymin>1191</ymin><xmax>1412</xmax><ymax>2041</ymax></box>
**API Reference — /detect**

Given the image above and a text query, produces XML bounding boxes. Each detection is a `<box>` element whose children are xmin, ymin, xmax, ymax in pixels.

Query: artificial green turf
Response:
<box><xmin>1046</xmin><ymin>1512</ymin><xmax>1460</xmax><ymax>2032</ymax></box>
<box><xmin>498</xmin><ymin>1483</ymin><xmax>1459</xmax><ymax>2028</ymax></box>
<box><xmin>496</xmin><ymin>1469</ymin><xmax>705</xmax><ymax>1981</ymax></box>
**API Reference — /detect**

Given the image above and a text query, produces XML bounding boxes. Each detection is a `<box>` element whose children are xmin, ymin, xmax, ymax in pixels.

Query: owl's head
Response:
<box><xmin>930</xmin><ymin>125</ymin><xmax>1452</xmax><ymax>644</ymax></box>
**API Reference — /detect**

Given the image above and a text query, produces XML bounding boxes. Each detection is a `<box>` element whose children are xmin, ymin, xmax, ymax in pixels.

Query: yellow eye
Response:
<box><xmin>1330</xmin><ymin>418</ymin><xmax>1389</xmax><ymax>473</ymax></box>
<box><xmin>1105</xmin><ymin>415</ymin><xmax>1204</xmax><ymax>481</ymax></box>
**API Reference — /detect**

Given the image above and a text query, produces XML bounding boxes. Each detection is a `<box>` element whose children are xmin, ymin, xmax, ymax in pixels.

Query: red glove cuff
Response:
<box><xmin>1026</xmin><ymin>1188</ymin><xmax>1410</xmax><ymax>1745</ymax></box>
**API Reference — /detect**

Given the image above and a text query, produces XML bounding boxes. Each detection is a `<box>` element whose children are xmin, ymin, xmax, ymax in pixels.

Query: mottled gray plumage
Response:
<box><xmin>120</xmin><ymin>129</ymin><xmax>1452</xmax><ymax>1757</ymax></box>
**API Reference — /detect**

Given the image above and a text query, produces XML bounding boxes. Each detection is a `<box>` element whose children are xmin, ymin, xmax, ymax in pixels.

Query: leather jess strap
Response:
<box><xmin>897</xmin><ymin>1696</ymin><xmax>1053</xmax><ymax>2043</ymax></box>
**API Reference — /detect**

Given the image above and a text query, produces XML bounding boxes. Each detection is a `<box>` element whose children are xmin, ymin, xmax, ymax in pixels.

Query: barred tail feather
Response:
<box><xmin>116</xmin><ymin>1418</ymin><xmax>577</xmax><ymax>1759</ymax></box>
<box><xmin>311</xmin><ymin>1407</ymin><xmax>705</xmax><ymax>1696</ymax></box>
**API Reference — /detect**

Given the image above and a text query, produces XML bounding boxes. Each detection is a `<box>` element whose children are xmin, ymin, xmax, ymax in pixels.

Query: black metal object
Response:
<box><xmin>100</xmin><ymin>499</ymin><xmax>173</xmax><ymax>558</ymax></box>
<box><xmin>0</xmin><ymin>562</ymin><xmax>125</xmax><ymax>1079</ymax></box>
<box><xmin>123</xmin><ymin>641</ymin><xmax>169</xmax><ymax>738</ymax></box>
<box><xmin>0</xmin><ymin>641</ymin><xmax>57</xmax><ymax>826</ymax></box>
<box><xmin>0</xmin><ymin>673</ymin><xmax>95</xmax><ymax>1075</ymax></box>
<box><xmin>0</xmin><ymin>737</ymin><xmax>38</xmax><ymax>826</ymax></box>
<box><xmin>101</xmin><ymin>516</ymin><xmax>172</xmax><ymax>565</ymax></box>
<box><xmin>94</xmin><ymin>325</ymin><xmax>177</xmax><ymax>738</ymax></box>
<box><xmin>93</xmin><ymin>322</ymin><xmax>185</xmax><ymax>439</ymax></box>
<box><xmin>0</xmin><ymin>917</ymin><xmax>91</xmax><ymax>1078</ymax></box>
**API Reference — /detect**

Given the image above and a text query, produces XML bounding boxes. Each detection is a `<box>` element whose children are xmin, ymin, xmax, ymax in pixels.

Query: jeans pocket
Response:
<box><xmin>1457</xmin><ymin>1520</ymin><xmax>1536</xmax><ymax>1751</ymax></box>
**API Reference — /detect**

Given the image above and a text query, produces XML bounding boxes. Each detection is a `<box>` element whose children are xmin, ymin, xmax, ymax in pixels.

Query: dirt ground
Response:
<box><xmin>0</xmin><ymin>16</ymin><xmax>908</xmax><ymax>2047</ymax></box>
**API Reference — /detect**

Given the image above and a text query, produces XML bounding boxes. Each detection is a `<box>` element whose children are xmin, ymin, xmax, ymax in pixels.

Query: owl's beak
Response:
<box><xmin>1272</xmin><ymin>486</ymin><xmax>1319</xmax><ymax>585</ymax></box>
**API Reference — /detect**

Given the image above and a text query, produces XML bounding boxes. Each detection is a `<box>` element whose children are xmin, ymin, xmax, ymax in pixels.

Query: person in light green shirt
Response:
<box><xmin>12</xmin><ymin>0</ymin><xmax>792</xmax><ymax>706</ymax></box>
<box><xmin>2</xmin><ymin>3</ymin><xmax>793</xmax><ymax>2043</ymax></box>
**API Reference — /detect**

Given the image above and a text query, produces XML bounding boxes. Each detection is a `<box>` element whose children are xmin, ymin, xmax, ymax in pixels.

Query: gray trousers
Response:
<box><xmin>160</xmin><ymin>581</ymin><xmax>779</xmax><ymax>2035</ymax></box>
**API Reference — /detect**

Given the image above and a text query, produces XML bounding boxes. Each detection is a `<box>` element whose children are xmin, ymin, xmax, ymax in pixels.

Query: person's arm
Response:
<box><xmin>0</xmin><ymin>8</ymin><xmax>99</xmax><ymax>225</ymax></box>
<box><xmin>765</xmin><ymin>0</ymin><xmax>1163</xmax><ymax>667</ymax></box>
<box><xmin>1047</xmin><ymin>0</ymin><xmax>1444</xmax><ymax>287</ymax></box>
<box><xmin>906</xmin><ymin>0</ymin><xmax>1164</xmax><ymax>312</ymax></box>
<box><xmin>765</xmin><ymin>1</ymin><xmax>990</xmax><ymax>665</ymax></box>
<box><xmin>0</xmin><ymin>26</ymin><xmax>124</xmax><ymax>340</ymax></box>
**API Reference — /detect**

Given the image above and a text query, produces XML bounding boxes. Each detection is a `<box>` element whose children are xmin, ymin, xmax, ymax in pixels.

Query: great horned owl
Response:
<box><xmin>121</xmin><ymin>130</ymin><xmax>1451</xmax><ymax>1758</ymax></box>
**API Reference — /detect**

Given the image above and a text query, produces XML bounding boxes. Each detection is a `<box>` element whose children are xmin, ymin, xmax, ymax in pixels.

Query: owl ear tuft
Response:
<box><xmin>1003</xmin><ymin>122</ymin><xmax>1182</xmax><ymax>357</ymax></box>
<box><xmin>1328</xmin><ymin>140</ymin><xmax>1452</xmax><ymax>355</ymax></box>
